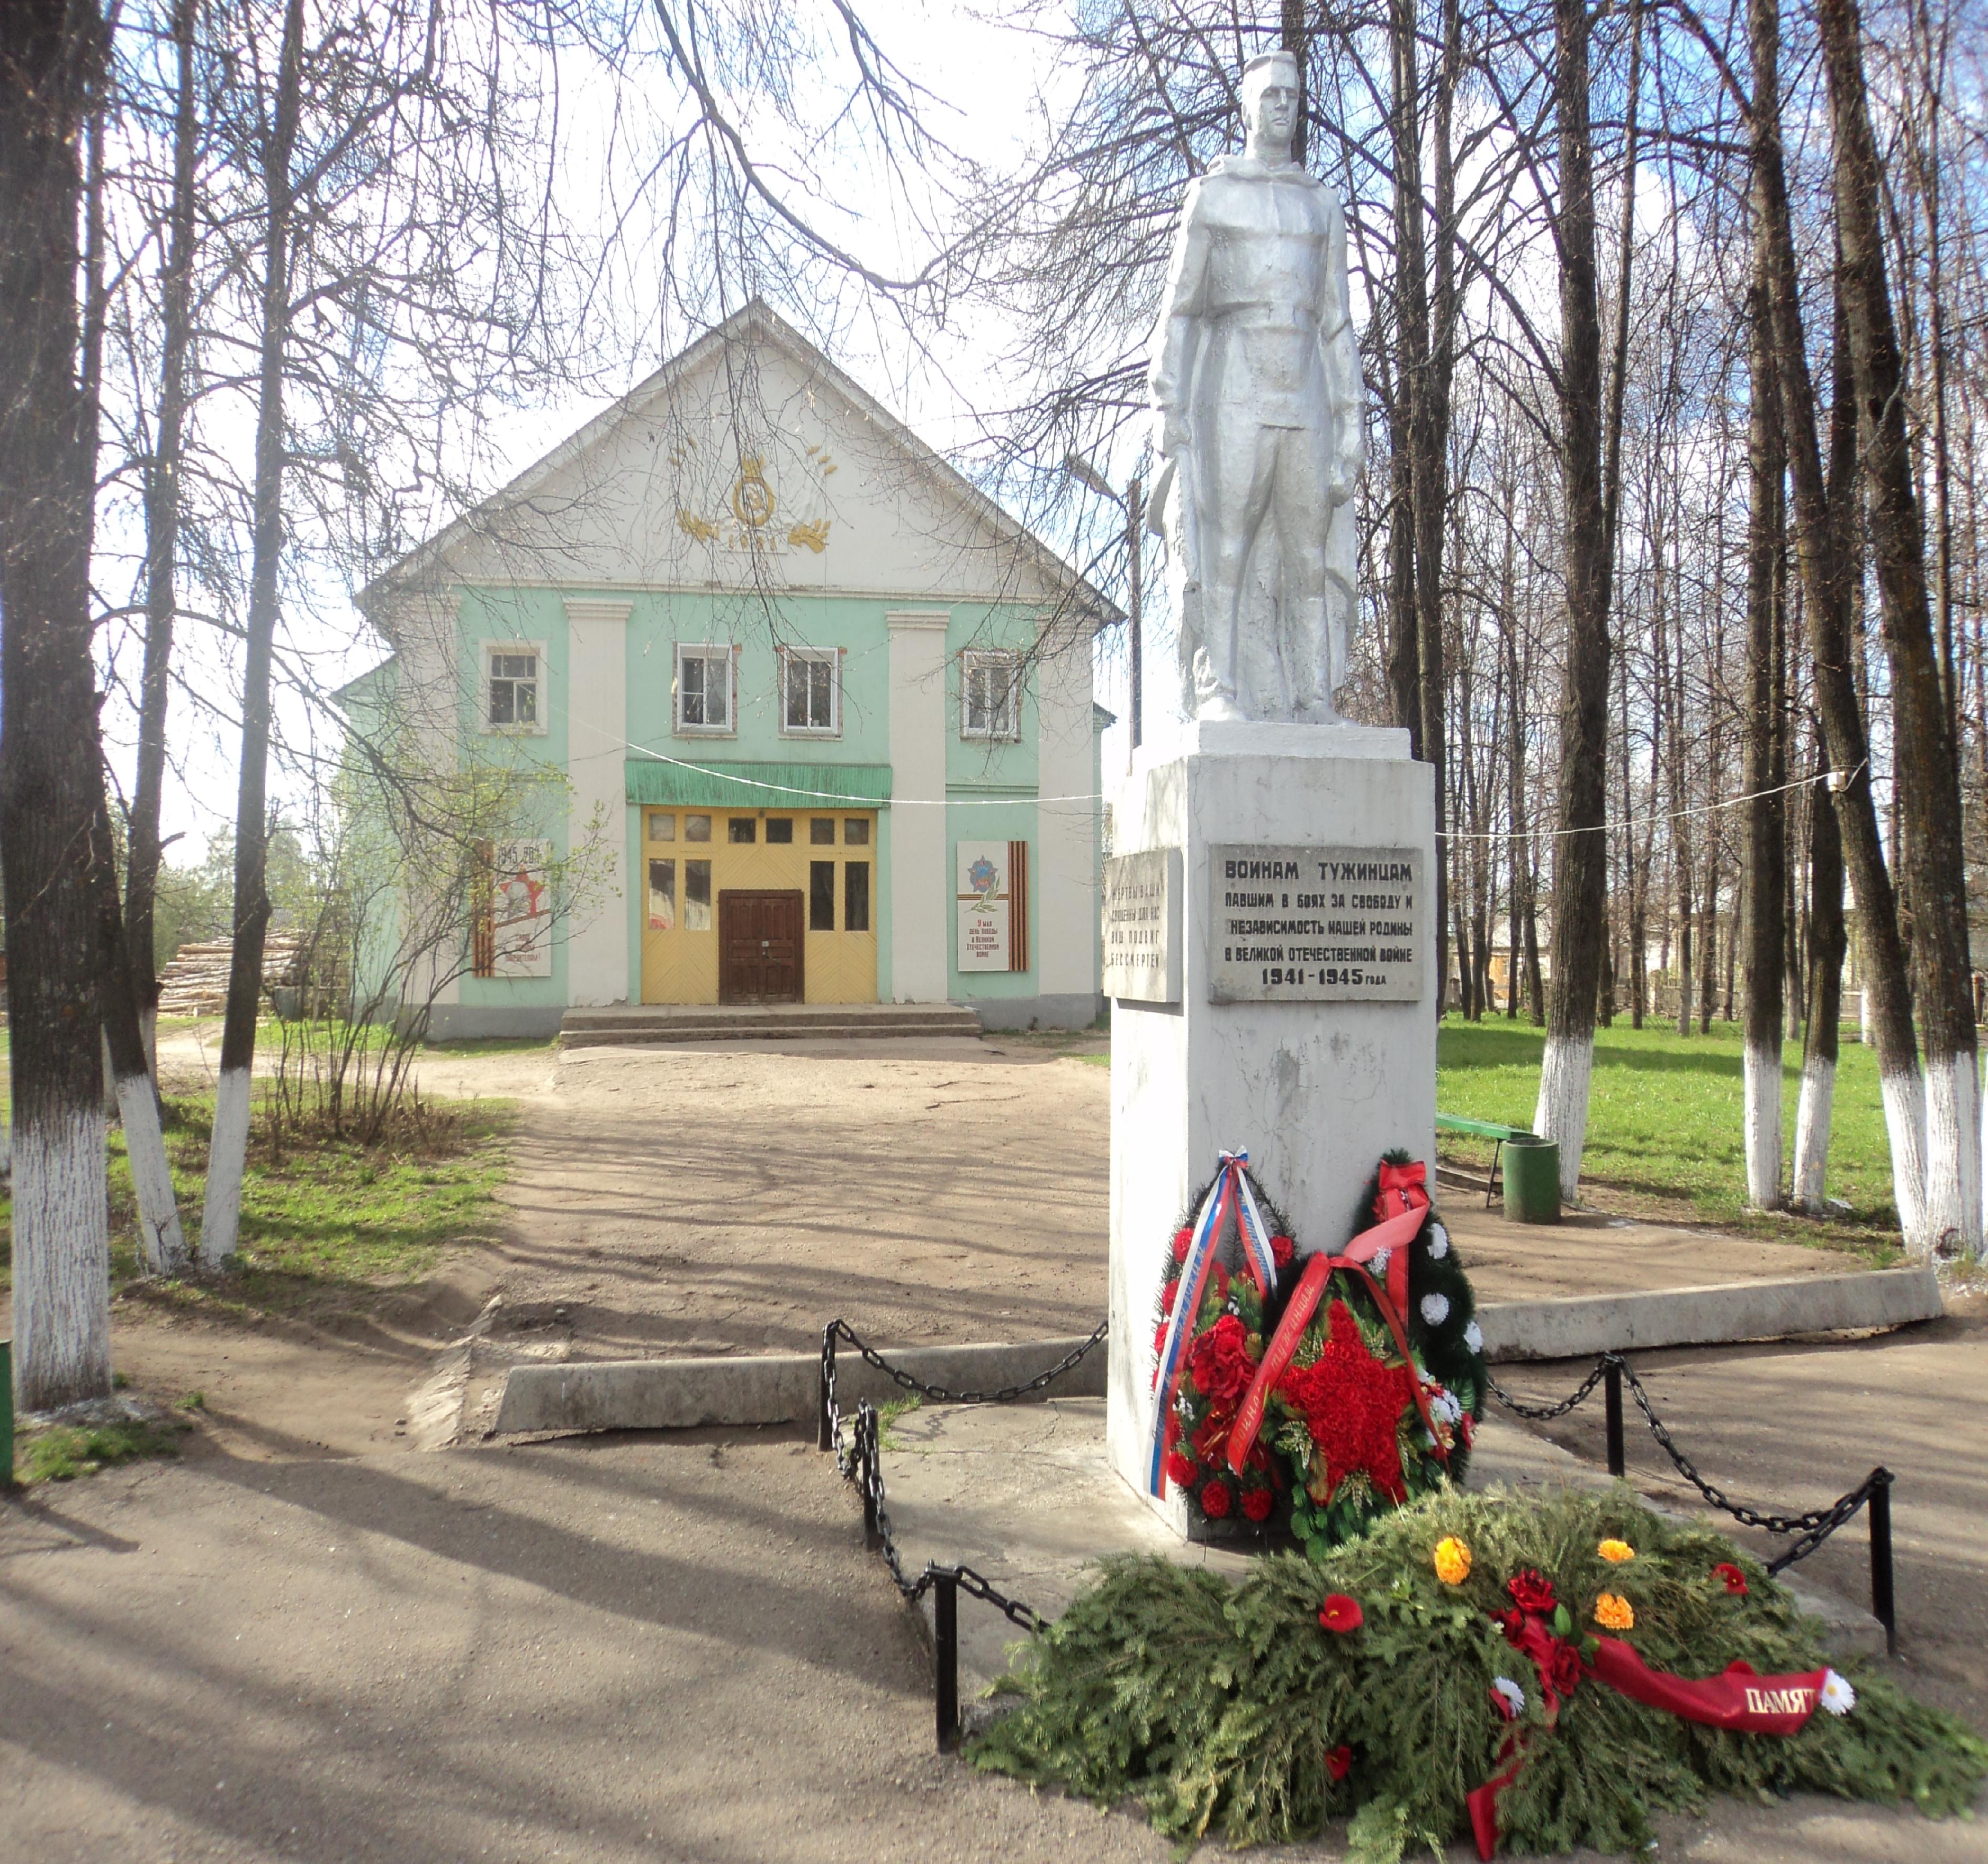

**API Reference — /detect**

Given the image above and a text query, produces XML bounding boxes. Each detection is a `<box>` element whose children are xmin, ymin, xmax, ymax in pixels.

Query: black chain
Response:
<box><xmin>824</xmin><ymin>1317</ymin><xmax>1109</xmax><ymax>1407</ymax></box>
<box><xmin>1485</xmin><ymin>1356</ymin><xmax>1614</xmax><ymax>1420</ymax></box>
<box><xmin>1488</xmin><ymin>1350</ymin><xmax>1886</xmax><ymax>1560</ymax></box>
<box><xmin>822</xmin><ymin>1321</ymin><xmax>1102</xmax><ymax>1634</ymax></box>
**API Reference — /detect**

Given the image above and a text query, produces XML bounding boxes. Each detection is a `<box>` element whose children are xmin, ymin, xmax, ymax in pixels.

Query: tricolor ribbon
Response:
<box><xmin>1147</xmin><ymin>1151</ymin><xmax>1281</xmax><ymax>1498</ymax></box>
<box><xmin>1224</xmin><ymin>1200</ymin><xmax>1432</xmax><ymax>1478</ymax></box>
<box><xmin>1465</xmin><ymin>1639</ymin><xmax>1832</xmax><ymax>1858</ymax></box>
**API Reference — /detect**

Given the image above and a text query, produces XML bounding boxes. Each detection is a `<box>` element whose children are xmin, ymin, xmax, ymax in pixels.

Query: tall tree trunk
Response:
<box><xmin>1535</xmin><ymin>0</ymin><xmax>1612</xmax><ymax>1201</ymax></box>
<box><xmin>1747</xmin><ymin>0</ymin><xmax>1929</xmax><ymax>1242</ymax></box>
<box><xmin>126</xmin><ymin>0</ymin><xmax>202</xmax><ymax>1067</ymax></box>
<box><xmin>202</xmin><ymin>0</ymin><xmax>305</xmax><ymax>1266</ymax></box>
<box><xmin>1743</xmin><ymin>269</ymin><xmax>1788</xmax><ymax>1210</ymax></box>
<box><xmin>1794</xmin><ymin>738</ymin><xmax>1848</xmax><ymax>1210</ymax></box>
<box><xmin>0</xmin><ymin>0</ymin><xmax>112</xmax><ymax>1409</ymax></box>
<box><xmin>1814</xmin><ymin>0</ymin><xmax>1979</xmax><ymax>1255</ymax></box>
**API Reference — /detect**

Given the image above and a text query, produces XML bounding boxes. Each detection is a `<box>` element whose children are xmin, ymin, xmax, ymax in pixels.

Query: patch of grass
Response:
<box><xmin>877</xmin><ymin>1394</ymin><xmax>922</xmax><ymax>1453</ymax></box>
<box><xmin>1436</xmin><ymin>1015</ymin><xmax>1902</xmax><ymax>1253</ymax></box>
<box><xmin>17</xmin><ymin>1417</ymin><xmax>183</xmax><ymax>1484</ymax></box>
<box><xmin>1074</xmin><ymin>1050</ymin><xmax>1111</xmax><ymax>1068</ymax></box>
<box><xmin>0</xmin><ymin>1089</ymin><xmax>512</xmax><ymax>1318</ymax></box>
<box><xmin>420</xmin><ymin>1035</ymin><xmax>559</xmax><ymax>1057</ymax></box>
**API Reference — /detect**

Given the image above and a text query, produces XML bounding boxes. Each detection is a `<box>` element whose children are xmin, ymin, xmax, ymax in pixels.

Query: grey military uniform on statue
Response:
<box><xmin>1148</xmin><ymin>52</ymin><xmax>1365</xmax><ymax>724</ymax></box>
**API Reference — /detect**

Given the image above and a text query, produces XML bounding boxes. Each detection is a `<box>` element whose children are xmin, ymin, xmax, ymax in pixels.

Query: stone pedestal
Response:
<box><xmin>1104</xmin><ymin>722</ymin><xmax>1437</xmax><ymax>1526</ymax></box>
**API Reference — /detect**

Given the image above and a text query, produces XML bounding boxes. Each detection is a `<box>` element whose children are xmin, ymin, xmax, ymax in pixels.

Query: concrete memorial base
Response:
<box><xmin>1104</xmin><ymin>721</ymin><xmax>1437</xmax><ymax>1527</ymax></box>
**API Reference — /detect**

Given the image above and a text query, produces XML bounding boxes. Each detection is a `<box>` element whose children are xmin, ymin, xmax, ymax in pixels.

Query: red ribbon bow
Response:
<box><xmin>1374</xmin><ymin>1158</ymin><xmax>1430</xmax><ymax>1220</ymax></box>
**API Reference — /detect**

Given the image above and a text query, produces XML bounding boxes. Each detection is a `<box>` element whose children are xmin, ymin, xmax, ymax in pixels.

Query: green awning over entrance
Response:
<box><xmin>624</xmin><ymin>758</ymin><xmax>893</xmax><ymax>809</ymax></box>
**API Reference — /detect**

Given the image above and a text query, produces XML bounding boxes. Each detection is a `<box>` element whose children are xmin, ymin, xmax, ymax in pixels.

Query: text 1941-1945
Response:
<box><xmin>1207</xmin><ymin>844</ymin><xmax>1423</xmax><ymax>1004</ymax></box>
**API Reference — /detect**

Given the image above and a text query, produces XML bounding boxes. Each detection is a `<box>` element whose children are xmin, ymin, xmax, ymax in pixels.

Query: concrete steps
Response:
<box><xmin>557</xmin><ymin>1002</ymin><xmax>985</xmax><ymax>1047</ymax></box>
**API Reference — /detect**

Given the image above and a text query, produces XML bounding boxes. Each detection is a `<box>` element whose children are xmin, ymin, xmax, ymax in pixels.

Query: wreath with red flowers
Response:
<box><xmin>1152</xmin><ymin>1170</ymin><xmax>1296</xmax><ymax>1531</ymax></box>
<box><xmin>1154</xmin><ymin>1152</ymin><xmax>1487</xmax><ymax>1552</ymax></box>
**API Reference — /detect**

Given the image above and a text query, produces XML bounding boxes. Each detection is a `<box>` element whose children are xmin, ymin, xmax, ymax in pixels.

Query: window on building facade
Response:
<box><xmin>844</xmin><ymin>817</ymin><xmax>869</xmax><ymax>845</ymax></box>
<box><xmin>961</xmin><ymin>650</ymin><xmax>1022</xmax><ymax>740</ymax></box>
<box><xmin>684</xmin><ymin>860</ymin><xmax>712</xmax><ymax>930</ymax></box>
<box><xmin>766</xmin><ymin>817</ymin><xmax>794</xmax><ymax>844</ymax></box>
<box><xmin>810</xmin><ymin>818</ymin><xmax>836</xmax><ymax>845</ymax></box>
<box><xmin>844</xmin><ymin>861</ymin><xmax>870</xmax><ymax>933</ymax></box>
<box><xmin>781</xmin><ymin>648</ymin><xmax>839</xmax><ymax>735</ymax></box>
<box><xmin>810</xmin><ymin>861</ymin><xmax>835</xmax><ymax>931</ymax></box>
<box><xmin>676</xmin><ymin>644</ymin><xmax>733</xmax><ymax>732</ymax></box>
<box><xmin>647</xmin><ymin>811</ymin><xmax>675</xmax><ymax>841</ymax></box>
<box><xmin>685</xmin><ymin>813</ymin><xmax>712</xmax><ymax>842</ymax></box>
<box><xmin>485</xmin><ymin>646</ymin><xmax>542</xmax><ymax>731</ymax></box>
<box><xmin>728</xmin><ymin>816</ymin><xmax>756</xmax><ymax>843</ymax></box>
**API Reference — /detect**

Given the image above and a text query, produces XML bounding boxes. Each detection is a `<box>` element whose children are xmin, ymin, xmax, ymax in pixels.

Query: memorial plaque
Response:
<box><xmin>1103</xmin><ymin>849</ymin><xmax>1182</xmax><ymax>1003</ymax></box>
<box><xmin>1208</xmin><ymin>844</ymin><xmax>1423</xmax><ymax>1004</ymax></box>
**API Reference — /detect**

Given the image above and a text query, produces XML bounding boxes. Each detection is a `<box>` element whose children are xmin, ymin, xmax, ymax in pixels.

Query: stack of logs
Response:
<box><xmin>156</xmin><ymin>932</ymin><xmax>309</xmax><ymax>1017</ymax></box>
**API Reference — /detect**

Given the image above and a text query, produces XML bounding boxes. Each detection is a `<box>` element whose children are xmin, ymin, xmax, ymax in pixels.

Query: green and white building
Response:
<box><xmin>349</xmin><ymin>303</ymin><xmax>1114</xmax><ymax>1037</ymax></box>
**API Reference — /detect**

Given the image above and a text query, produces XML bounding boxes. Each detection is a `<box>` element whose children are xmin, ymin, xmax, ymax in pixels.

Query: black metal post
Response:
<box><xmin>860</xmin><ymin>1412</ymin><xmax>880</xmax><ymax>1548</ymax></box>
<box><xmin>1604</xmin><ymin>1358</ymin><xmax>1625</xmax><ymax>1478</ymax></box>
<box><xmin>934</xmin><ymin>1569</ymin><xmax>960</xmax><ymax>1751</ymax></box>
<box><xmin>817</xmin><ymin>1326</ymin><xmax>834</xmax><ymax>1452</ymax></box>
<box><xmin>1868</xmin><ymin>1468</ymin><xmax>1896</xmax><ymax>1656</ymax></box>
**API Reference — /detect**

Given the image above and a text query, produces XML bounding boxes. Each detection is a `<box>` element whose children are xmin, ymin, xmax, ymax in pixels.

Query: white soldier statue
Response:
<box><xmin>1147</xmin><ymin>50</ymin><xmax>1365</xmax><ymax>724</ymax></box>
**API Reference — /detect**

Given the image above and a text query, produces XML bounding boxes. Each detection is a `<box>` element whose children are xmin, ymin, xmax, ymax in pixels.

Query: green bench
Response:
<box><xmin>1435</xmin><ymin>1113</ymin><xmax>1538</xmax><ymax>1207</ymax></box>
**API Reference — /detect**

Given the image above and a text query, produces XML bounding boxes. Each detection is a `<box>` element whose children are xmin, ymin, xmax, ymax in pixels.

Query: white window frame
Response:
<box><xmin>480</xmin><ymin>640</ymin><xmax>548</xmax><ymax>736</ymax></box>
<box><xmin>779</xmin><ymin>646</ymin><xmax>842</xmax><ymax>739</ymax></box>
<box><xmin>674</xmin><ymin>642</ymin><xmax>736</xmax><ymax>736</ymax></box>
<box><xmin>961</xmin><ymin>649</ymin><xmax>1024</xmax><ymax>741</ymax></box>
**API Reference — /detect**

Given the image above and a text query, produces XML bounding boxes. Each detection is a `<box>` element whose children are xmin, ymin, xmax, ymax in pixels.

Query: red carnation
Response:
<box><xmin>1271</xmin><ymin>1234</ymin><xmax>1295</xmax><ymax>1269</ymax></box>
<box><xmin>1164</xmin><ymin>1449</ymin><xmax>1197</xmax><ymax>1488</ymax></box>
<box><xmin>1547</xmin><ymin>1640</ymin><xmax>1582</xmax><ymax>1699</ymax></box>
<box><xmin>1496</xmin><ymin>1608</ymin><xmax>1526</xmax><ymax>1646</ymax></box>
<box><xmin>1173</xmin><ymin>1227</ymin><xmax>1194</xmax><ymax>1263</ymax></box>
<box><xmin>1713</xmin><ymin>1562</ymin><xmax>1750</xmax><ymax>1597</ymax></box>
<box><xmin>1325</xmin><ymin>1745</ymin><xmax>1353</xmax><ymax>1782</ymax></box>
<box><xmin>1241</xmin><ymin>1486</ymin><xmax>1274</xmax><ymax>1523</ymax></box>
<box><xmin>1154</xmin><ymin>1321</ymin><xmax>1169</xmax><ymax>1360</ymax></box>
<box><xmin>1160</xmin><ymin>1277</ymin><xmax>1179</xmax><ymax>1314</ymax></box>
<box><xmin>1199</xmin><ymin>1478</ymin><xmax>1233</xmax><ymax>1520</ymax></box>
<box><xmin>1317</xmin><ymin>1593</ymin><xmax>1364</xmax><ymax>1634</ymax></box>
<box><xmin>1506</xmin><ymin>1568</ymin><xmax>1557</xmax><ymax>1615</ymax></box>
<box><xmin>1189</xmin><ymin>1313</ymin><xmax>1257</xmax><ymax>1406</ymax></box>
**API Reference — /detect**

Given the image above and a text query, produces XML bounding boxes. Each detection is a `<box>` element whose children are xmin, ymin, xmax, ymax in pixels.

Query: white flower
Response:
<box><xmin>1371</xmin><ymin>1247</ymin><xmax>1392</xmax><ymax>1276</ymax></box>
<box><xmin>1427</xmin><ymin>1223</ymin><xmax>1451</xmax><ymax>1260</ymax></box>
<box><xmin>1820</xmin><ymin>1669</ymin><xmax>1856</xmax><ymax>1717</ymax></box>
<box><xmin>1492</xmin><ymin>1676</ymin><xmax>1526</xmax><ymax>1719</ymax></box>
<box><xmin>1428</xmin><ymin>1388</ymin><xmax>1462</xmax><ymax>1425</ymax></box>
<box><xmin>1464</xmin><ymin>1321</ymin><xmax>1484</xmax><ymax>1354</ymax></box>
<box><xmin>1420</xmin><ymin>1292</ymin><xmax>1451</xmax><ymax>1327</ymax></box>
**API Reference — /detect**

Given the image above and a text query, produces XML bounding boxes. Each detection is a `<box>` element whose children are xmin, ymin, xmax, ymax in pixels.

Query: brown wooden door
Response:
<box><xmin>719</xmin><ymin>891</ymin><xmax>805</xmax><ymax>1004</ymax></box>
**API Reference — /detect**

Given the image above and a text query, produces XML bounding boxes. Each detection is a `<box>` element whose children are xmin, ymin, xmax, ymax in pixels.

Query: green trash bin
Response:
<box><xmin>1502</xmin><ymin>1135</ymin><xmax>1561</xmax><ymax>1224</ymax></box>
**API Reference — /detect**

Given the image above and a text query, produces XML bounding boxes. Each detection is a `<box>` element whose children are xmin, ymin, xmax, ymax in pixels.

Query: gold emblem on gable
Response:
<box><xmin>672</xmin><ymin>433</ymin><xmax>836</xmax><ymax>555</ymax></box>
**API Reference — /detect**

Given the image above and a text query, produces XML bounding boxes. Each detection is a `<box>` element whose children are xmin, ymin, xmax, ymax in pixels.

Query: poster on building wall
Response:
<box><xmin>491</xmin><ymin>838</ymin><xmax>553</xmax><ymax>977</ymax></box>
<box><xmin>956</xmin><ymin>840</ymin><xmax>1030</xmax><ymax>973</ymax></box>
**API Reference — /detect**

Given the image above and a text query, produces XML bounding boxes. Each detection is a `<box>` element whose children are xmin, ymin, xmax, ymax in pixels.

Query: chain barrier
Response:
<box><xmin>821</xmin><ymin>1319</ymin><xmax>1098</xmax><ymax>1663</ymax></box>
<box><xmin>1488</xmin><ymin>1351</ymin><xmax>1898</xmax><ymax>1652</ymax></box>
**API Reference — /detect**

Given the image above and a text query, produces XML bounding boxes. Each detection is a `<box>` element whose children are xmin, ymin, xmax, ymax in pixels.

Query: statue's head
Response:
<box><xmin>1240</xmin><ymin>51</ymin><xmax>1301</xmax><ymax>158</ymax></box>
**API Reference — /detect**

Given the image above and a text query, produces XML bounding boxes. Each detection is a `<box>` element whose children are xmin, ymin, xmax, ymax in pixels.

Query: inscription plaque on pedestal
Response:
<box><xmin>1103</xmin><ymin>849</ymin><xmax>1182</xmax><ymax>1003</ymax></box>
<box><xmin>1208</xmin><ymin>843</ymin><xmax>1422</xmax><ymax>1004</ymax></box>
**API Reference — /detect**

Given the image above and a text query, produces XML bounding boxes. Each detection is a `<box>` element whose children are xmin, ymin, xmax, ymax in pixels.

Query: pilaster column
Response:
<box><xmin>887</xmin><ymin>610</ymin><xmax>950</xmax><ymax>1002</ymax></box>
<box><xmin>564</xmin><ymin>598</ymin><xmax>633</xmax><ymax>1006</ymax></box>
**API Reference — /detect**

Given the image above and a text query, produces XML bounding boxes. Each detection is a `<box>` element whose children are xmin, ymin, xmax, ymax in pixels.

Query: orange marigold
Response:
<box><xmin>1593</xmin><ymin>1592</ymin><xmax>1636</xmax><ymax>1630</ymax></box>
<box><xmin>1432</xmin><ymin>1536</ymin><xmax>1472</xmax><ymax>1585</ymax></box>
<box><xmin>1598</xmin><ymin>1539</ymin><xmax>1635</xmax><ymax>1564</ymax></box>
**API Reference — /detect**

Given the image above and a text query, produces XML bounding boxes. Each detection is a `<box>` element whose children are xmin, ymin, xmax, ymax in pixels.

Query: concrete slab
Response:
<box><xmin>877</xmin><ymin>1398</ymin><xmax>1886</xmax><ymax>1718</ymax></box>
<box><xmin>491</xmin><ymin>1265</ymin><xmax>1937</xmax><ymax>1435</ymax></box>
<box><xmin>493</xmin><ymin>1334</ymin><xmax>1107</xmax><ymax>1435</ymax></box>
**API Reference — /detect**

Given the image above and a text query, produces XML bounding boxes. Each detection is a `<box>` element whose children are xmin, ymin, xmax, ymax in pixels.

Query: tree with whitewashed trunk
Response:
<box><xmin>1812</xmin><ymin>0</ymin><xmax>1980</xmax><ymax>1259</ymax></box>
<box><xmin>1532</xmin><ymin>0</ymin><xmax>1618</xmax><ymax>1202</ymax></box>
<box><xmin>0</xmin><ymin>0</ymin><xmax>115</xmax><ymax>1409</ymax></box>
<box><xmin>1740</xmin><ymin>266</ymin><xmax>1787</xmax><ymax>1211</ymax></box>
<box><xmin>1735</xmin><ymin>0</ymin><xmax>1931</xmax><ymax>1246</ymax></box>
